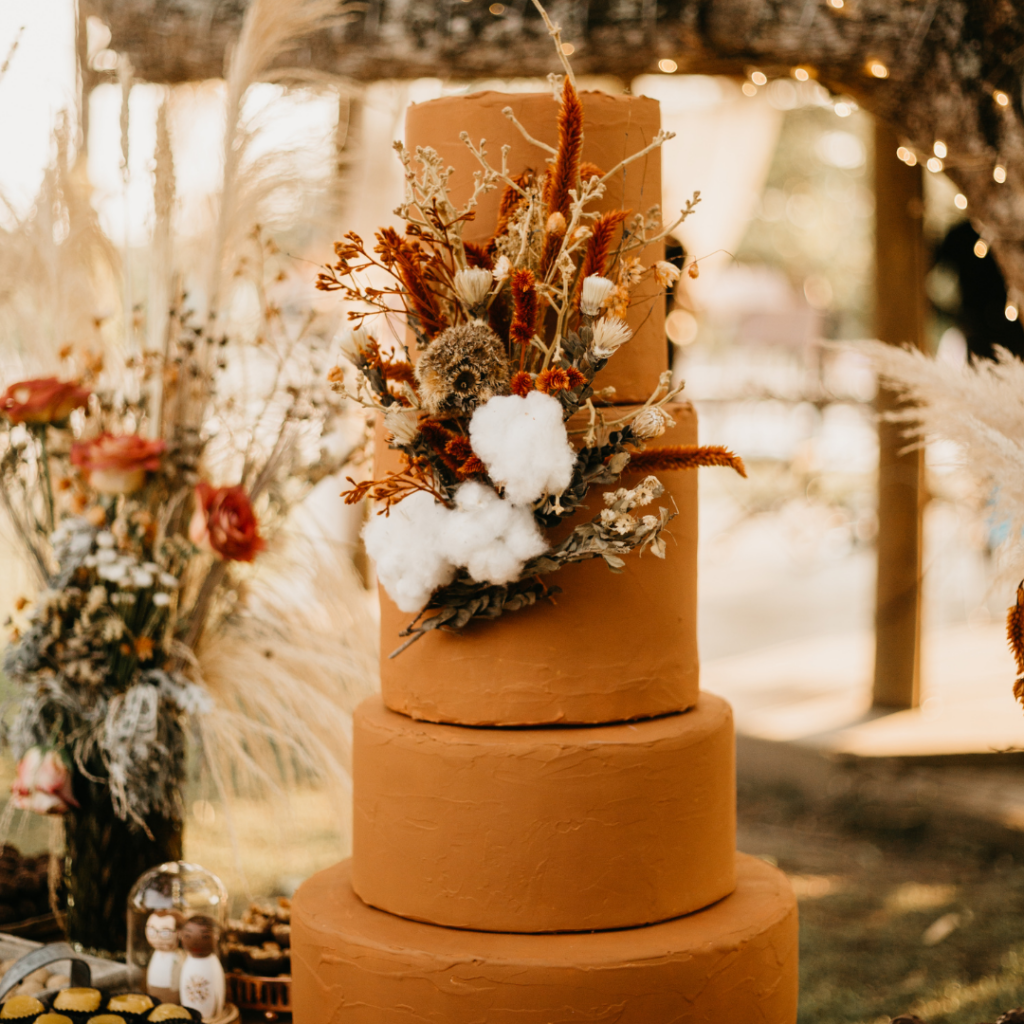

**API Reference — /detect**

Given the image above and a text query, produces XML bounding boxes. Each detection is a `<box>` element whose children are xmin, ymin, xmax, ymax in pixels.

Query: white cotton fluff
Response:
<box><xmin>442</xmin><ymin>482</ymin><xmax>548</xmax><ymax>585</ymax></box>
<box><xmin>362</xmin><ymin>492</ymin><xmax>455</xmax><ymax>612</ymax></box>
<box><xmin>469</xmin><ymin>391</ymin><xmax>577</xmax><ymax>505</ymax></box>
<box><xmin>363</xmin><ymin>484</ymin><xmax>550</xmax><ymax>613</ymax></box>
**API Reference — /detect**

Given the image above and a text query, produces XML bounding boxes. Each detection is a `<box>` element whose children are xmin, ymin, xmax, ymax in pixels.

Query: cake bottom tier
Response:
<box><xmin>292</xmin><ymin>855</ymin><xmax>798</xmax><ymax>1024</ymax></box>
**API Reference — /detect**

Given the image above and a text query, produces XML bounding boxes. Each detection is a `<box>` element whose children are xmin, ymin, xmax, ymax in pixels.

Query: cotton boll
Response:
<box><xmin>363</xmin><ymin>492</ymin><xmax>456</xmax><ymax>612</ymax></box>
<box><xmin>442</xmin><ymin>482</ymin><xmax>548</xmax><ymax>585</ymax></box>
<box><xmin>469</xmin><ymin>392</ymin><xmax>577</xmax><ymax>505</ymax></box>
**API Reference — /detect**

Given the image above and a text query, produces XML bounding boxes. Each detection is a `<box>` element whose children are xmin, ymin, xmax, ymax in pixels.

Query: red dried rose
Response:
<box><xmin>71</xmin><ymin>434</ymin><xmax>167</xmax><ymax>495</ymax></box>
<box><xmin>1</xmin><ymin>378</ymin><xmax>90</xmax><ymax>425</ymax></box>
<box><xmin>189</xmin><ymin>482</ymin><xmax>266</xmax><ymax>563</ymax></box>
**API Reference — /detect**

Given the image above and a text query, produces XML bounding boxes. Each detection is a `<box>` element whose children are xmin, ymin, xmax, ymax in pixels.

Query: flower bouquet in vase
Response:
<box><xmin>0</xmin><ymin>0</ymin><xmax>380</xmax><ymax>959</ymax></box>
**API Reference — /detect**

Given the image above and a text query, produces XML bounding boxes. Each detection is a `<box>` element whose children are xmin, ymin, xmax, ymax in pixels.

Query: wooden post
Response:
<box><xmin>872</xmin><ymin>118</ymin><xmax>927</xmax><ymax>710</ymax></box>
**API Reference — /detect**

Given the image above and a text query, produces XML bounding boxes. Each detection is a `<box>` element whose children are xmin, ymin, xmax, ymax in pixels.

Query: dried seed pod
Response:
<box><xmin>415</xmin><ymin>321</ymin><xmax>512</xmax><ymax>418</ymax></box>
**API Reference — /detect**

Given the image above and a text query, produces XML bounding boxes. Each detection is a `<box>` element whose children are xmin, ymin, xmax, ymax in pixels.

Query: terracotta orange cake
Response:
<box><xmin>293</xmin><ymin>27</ymin><xmax>798</xmax><ymax>1022</ymax></box>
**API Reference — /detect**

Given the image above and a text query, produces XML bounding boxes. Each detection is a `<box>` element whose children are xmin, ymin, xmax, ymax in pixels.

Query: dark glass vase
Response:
<box><xmin>62</xmin><ymin>776</ymin><xmax>183</xmax><ymax>959</ymax></box>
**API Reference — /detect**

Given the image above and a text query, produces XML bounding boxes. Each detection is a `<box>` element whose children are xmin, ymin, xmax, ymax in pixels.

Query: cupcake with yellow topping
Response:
<box><xmin>0</xmin><ymin>995</ymin><xmax>44</xmax><ymax>1021</ymax></box>
<box><xmin>51</xmin><ymin>988</ymin><xmax>102</xmax><ymax>1024</ymax></box>
<box><xmin>52</xmin><ymin>991</ymin><xmax>100</xmax><ymax>1015</ymax></box>
<box><xmin>101</xmin><ymin>996</ymin><xmax>152</xmax><ymax>1024</ymax></box>
<box><xmin>35</xmin><ymin>1015</ymin><xmax>72</xmax><ymax>1024</ymax></box>
<box><xmin>84</xmin><ymin>1016</ymin><xmax>124</xmax><ymax>1024</ymax></box>
<box><xmin>146</xmin><ymin>1009</ymin><xmax>192</xmax><ymax>1023</ymax></box>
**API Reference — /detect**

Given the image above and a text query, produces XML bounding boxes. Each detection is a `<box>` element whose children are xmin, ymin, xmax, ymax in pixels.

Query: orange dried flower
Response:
<box><xmin>628</xmin><ymin>445</ymin><xmax>747</xmax><ymax>478</ymax></box>
<box><xmin>134</xmin><ymin>636</ymin><xmax>155</xmax><ymax>661</ymax></box>
<box><xmin>445</xmin><ymin>436</ymin><xmax>474</xmax><ymax>463</ymax></box>
<box><xmin>579</xmin><ymin>210</ymin><xmax>630</xmax><ymax>285</ymax></box>
<box><xmin>688</xmin><ymin>261</ymin><xmax>700</xmax><ymax>279</ymax></box>
<box><xmin>545</xmin><ymin>79</ymin><xmax>584</xmax><ymax>220</ymax></box>
<box><xmin>510</xmin><ymin>269</ymin><xmax>539</xmax><ymax>348</ymax></box>
<box><xmin>537</xmin><ymin>368</ymin><xmax>571</xmax><ymax>393</ymax></box>
<box><xmin>457</xmin><ymin>455</ymin><xmax>487</xmax><ymax>479</ymax></box>
<box><xmin>1008</xmin><ymin>582</ymin><xmax>1024</xmax><ymax>676</ymax></box>
<box><xmin>510</xmin><ymin>371</ymin><xmax>535</xmax><ymax>397</ymax></box>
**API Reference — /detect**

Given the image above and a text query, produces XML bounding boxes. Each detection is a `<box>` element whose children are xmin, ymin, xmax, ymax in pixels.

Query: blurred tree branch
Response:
<box><xmin>83</xmin><ymin>0</ymin><xmax>1024</xmax><ymax>296</ymax></box>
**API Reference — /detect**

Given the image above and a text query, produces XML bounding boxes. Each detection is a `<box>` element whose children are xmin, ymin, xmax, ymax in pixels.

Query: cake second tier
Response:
<box><xmin>378</xmin><ymin>402</ymin><xmax>700</xmax><ymax>727</ymax></box>
<box><xmin>352</xmin><ymin>693</ymin><xmax>736</xmax><ymax>933</ymax></box>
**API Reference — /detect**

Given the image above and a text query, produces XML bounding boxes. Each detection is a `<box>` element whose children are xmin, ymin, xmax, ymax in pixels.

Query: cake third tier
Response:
<box><xmin>294</xmin><ymin>855</ymin><xmax>798</xmax><ymax>1024</ymax></box>
<box><xmin>352</xmin><ymin>693</ymin><xmax>736</xmax><ymax>933</ymax></box>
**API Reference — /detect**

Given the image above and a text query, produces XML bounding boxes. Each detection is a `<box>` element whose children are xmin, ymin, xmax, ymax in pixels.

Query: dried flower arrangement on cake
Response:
<box><xmin>319</xmin><ymin>10</ymin><xmax>745</xmax><ymax>655</ymax></box>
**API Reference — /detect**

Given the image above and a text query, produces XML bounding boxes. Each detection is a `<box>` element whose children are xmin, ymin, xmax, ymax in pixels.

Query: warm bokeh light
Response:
<box><xmin>561</xmin><ymin>42</ymin><xmax>574</xmax><ymax>55</ymax></box>
<box><xmin>995</xmin><ymin>90</ymin><xmax>1010</xmax><ymax>107</ymax></box>
<box><xmin>751</xmin><ymin>71</ymin><xmax>767</xmax><ymax>86</ymax></box>
<box><xmin>954</xmin><ymin>193</ymin><xmax>968</xmax><ymax>210</ymax></box>
<box><xmin>742</xmin><ymin>82</ymin><xmax>758</xmax><ymax>97</ymax></box>
<box><xmin>926</xmin><ymin>157</ymin><xmax>943</xmax><ymax>173</ymax></box>
<box><xmin>658</xmin><ymin>58</ymin><xmax>678</xmax><ymax>74</ymax></box>
<box><xmin>868</xmin><ymin>61</ymin><xmax>889</xmax><ymax>79</ymax></box>
<box><xmin>793</xmin><ymin>67</ymin><xmax>810</xmax><ymax>82</ymax></box>
<box><xmin>974</xmin><ymin>238</ymin><xmax>989</xmax><ymax>258</ymax></box>
<box><xmin>1006</xmin><ymin>303</ymin><xmax>1019</xmax><ymax>322</ymax></box>
<box><xmin>933</xmin><ymin>140</ymin><xmax>947</xmax><ymax>158</ymax></box>
<box><xmin>994</xmin><ymin>164</ymin><xmax>1007</xmax><ymax>183</ymax></box>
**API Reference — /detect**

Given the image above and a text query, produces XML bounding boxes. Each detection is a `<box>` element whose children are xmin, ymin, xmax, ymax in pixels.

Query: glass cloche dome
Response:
<box><xmin>126</xmin><ymin>861</ymin><xmax>228</xmax><ymax>1003</ymax></box>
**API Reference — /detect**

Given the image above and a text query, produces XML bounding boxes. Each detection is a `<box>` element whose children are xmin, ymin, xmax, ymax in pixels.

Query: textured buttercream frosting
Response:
<box><xmin>377</xmin><ymin>402</ymin><xmax>700</xmax><ymax>726</ymax></box>
<box><xmin>293</xmin><ymin>854</ymin><xmax>798</xmax><ymax>1024</ymax></box>
<box><xmin>352</xmin><ymin>692</ymin><xmax>736</xmax><ymax>933</ymax></box>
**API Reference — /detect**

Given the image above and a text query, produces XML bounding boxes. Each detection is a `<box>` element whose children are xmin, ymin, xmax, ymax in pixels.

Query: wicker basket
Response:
<box><xmin>226</xmin><ymin>971</ymin><xmax>291</xmax><ymax>1018</ymax></box>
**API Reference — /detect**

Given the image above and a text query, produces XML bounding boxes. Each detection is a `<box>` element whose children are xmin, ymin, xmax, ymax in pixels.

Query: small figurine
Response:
<box><xmin>145</xmin><ymin>911</ymin><xmax>184</xmax><ymax>1005</ymax></box>
<box><xmin>178</xmin><ymin>915</ymin><xmax>225</xmax><ymax>1022</ymax></box>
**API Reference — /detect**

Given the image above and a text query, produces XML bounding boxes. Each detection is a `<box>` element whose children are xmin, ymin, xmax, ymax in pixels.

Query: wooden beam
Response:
<box><xmin>80</xmin><ymin>0</ymin><xmax>1024</xmax><ymax>320</ymax></box>
<box><xmin>872</xmin><ymin>118</ymin><xmax>926</xmax><ymax>710</ymax></box>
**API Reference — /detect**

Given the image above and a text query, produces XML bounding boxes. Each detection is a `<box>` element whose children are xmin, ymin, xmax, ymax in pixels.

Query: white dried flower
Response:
<box><xmin>454</xmin><ymin>268</ymin><xmax>493</xmax><ymax>311</ymax></box>
<box><xmin>131</xmin><ymin>570</ymin><xmax>154</xmax><ymax>589</ymax></box>
<box><xmin>653</xmin><ymin>260</ymin><xmax>682</xmax><ymax>288</ymax></box>
<box><xmin>338</xmin><ymin>326</ymin><xmax>373</xmax><ymax>364</ymax></box>
<box><xmin>152</xmin><ymin>592</ymin><xmax>171</xmax><ymax>608</ymax></box>
<box><xmin>95</xmin><ymin>548</ymin><xmax>118</xmax><ymax>565</ymax></box>
<box><xmin>580</xmin><ymin>275</ymin><xmax>615</xmax><ymax>317</ymax></box>
<box><xmin>96</xmin><ymin>531</ymin><xmax>116</xmax><ymax>549</ymax></box>
<box><xmin>631</xmin><ymin>406</ymin><xmax>675</xmax><ymax>441</ymax></box>
<box><xmin>492</xmin><ymin>255</ymin><xmax>511</xmax><ymax>282</ymax></box>
<box><xmin>158</xmin><ymin>572</ymin><xmax>178</xmax><ymax>588</ymax></box>
<box><xmin>98</xmin><ymin>563</ymin><xmax>127</xmax><ymax>582</ymax></box>
<box><xmin>86</xmin><ymin>586</ymin><xmax>107</xmax><ymax>613</ymax></box>
<box><xmin>600</xmin><ymin>508</ymin><xmax>637</xmax><ymax>535</ymax></box>
<box><xmin>591</xmin><ymin>317</ymin><xmax>633</xmax><ymax>359</ymax></box>
<box><xmin>142</xmin><ymin>562</ymin><xmax>161</xmax><ymax>573</ymax></box>
<box><xmin>384</xmin><ymin>405</ymin><xmax>420</xmax><ymax>446</ymax></box>
<box><xmin>102</xmin><ymin>619</ymin><xmax>125</xmax><ymax>642</ymax></box>
<box><xmin>545</xmin><ymin>211</ymin><xmax>567</xmax><ymax>235</ymax></box>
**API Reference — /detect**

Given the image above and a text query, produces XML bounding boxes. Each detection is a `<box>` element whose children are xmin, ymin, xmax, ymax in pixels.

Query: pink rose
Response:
<box><xmin>71</xmin><ymin>434</ymin><xmax>167</xmax><ymax>495</ymax></box>
<box><xmin>189</xmin><ymin>482</ymin><xmax>266</xmax><ymax>563</ymax></box>
<box><xmin>11</xmin><ymin>747</ymin><xmax>78</xmax><ymax>815</ymax></box>
<box><xmin>1</xmin><ymin>378</ymin><xmax>90</xmax><ymax>425</ymax></box>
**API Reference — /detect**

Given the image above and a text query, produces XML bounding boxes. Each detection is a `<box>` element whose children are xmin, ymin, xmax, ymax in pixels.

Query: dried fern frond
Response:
<box><xmin>864</xmin><ymin>341</ymin><xmax>1024</xmax><ymax>581</ymax></box>
<box><xmin>629</xmin><ymin>445</ymin><xmax>747</xmax><ymax>477</ymax></box>
<box><xmin>210</xmin><ymin>0</ymin><xmax>353</xmax><ymax>313</ymax></box>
